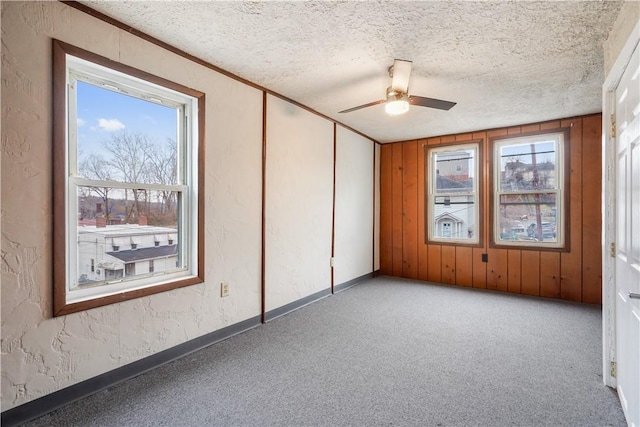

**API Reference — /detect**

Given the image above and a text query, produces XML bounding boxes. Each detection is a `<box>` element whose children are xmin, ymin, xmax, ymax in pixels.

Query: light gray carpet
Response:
<box><xmin>25</xmin><ymin>277</ymin><xmax>626</xmax><ymax>426</ymax></box>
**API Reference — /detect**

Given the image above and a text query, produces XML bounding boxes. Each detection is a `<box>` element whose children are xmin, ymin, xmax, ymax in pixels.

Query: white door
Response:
<box><xmin>615</xmin><ymin>41</ymin><xmax>640</xmax><ymax>427</ymax></box>
<box><xmin>442</xmin><ymin>222</ymin><xmax>452</xmax><ymax>237</ymax></box>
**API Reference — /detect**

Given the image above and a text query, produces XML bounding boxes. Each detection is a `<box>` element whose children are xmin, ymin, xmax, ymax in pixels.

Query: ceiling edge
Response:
<box><xmin>61</xmin><ymin>0</ymin><xmax>380</xmax><ymax>145</ymax></box>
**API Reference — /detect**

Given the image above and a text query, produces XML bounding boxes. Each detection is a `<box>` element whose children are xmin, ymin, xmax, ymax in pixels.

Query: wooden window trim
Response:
<box><xmin>52</xmin><ymin>40</ymin><xmax>206</xmax><ymax>316</ymax></box>
<box><xmin>488</xmin><ymin>128</ymin><xmax>571</xmax><ymax>252</ymax></box>
<box><xmin>424</xmin><ymin>139</ymin><xmax>484</xmax><ymax>248</ymax></box>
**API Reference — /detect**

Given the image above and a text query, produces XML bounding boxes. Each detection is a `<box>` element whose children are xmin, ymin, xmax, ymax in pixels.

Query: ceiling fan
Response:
<box><xmin>338</xmin><ymin>59</ymin><xmax>456</xmax><ymax>116</ymax></box>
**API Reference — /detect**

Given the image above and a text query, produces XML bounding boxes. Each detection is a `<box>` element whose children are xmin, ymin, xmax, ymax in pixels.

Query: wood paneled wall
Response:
<box><xmin>379</xmin><ymin>114</ymin><xmax>603</xmax><ymax>303</ymax></box>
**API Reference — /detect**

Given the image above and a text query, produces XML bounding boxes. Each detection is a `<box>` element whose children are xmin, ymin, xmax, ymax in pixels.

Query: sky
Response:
<box><xmin>76</xmin><ymin>81</ymin><xmax>177</xmax><ymax>159</ymax></box>
<box><xmin>499</xmin><ymin>140</ymin><xmax>556</xmax><ymax>169</ymax></box>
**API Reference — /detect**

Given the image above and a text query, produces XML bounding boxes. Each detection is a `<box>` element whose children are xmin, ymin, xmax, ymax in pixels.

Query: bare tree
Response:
<box><xmin>79</xmin><ymin>153</ymin><xmax>114</xmax><ymax>220</ymax></box>
<box><xmin>103</xmin><ymin>132</ymin><xmax>152</xmax><ymax>222</ymax></box>
<box><xmin>84</xmin><ymin>132</ymin><xmax>178</xmax><ymax>226</ymax></box>
<box><xmin>145</xmin><ymin>139</ymin><xmax>177</xmax><ymax>217</ymax></box>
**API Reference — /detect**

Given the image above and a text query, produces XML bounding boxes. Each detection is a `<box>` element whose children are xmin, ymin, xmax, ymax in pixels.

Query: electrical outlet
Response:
<box><xmin>221</xmin><ymin>282</ymin><xmax>230</xmax><ymax>297</ymax></box>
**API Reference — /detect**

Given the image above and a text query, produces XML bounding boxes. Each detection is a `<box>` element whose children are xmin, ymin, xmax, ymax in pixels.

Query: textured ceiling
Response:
<box><xmin>78</xmin><ymin>1</ymin><xmax>623</xmax><ymax>143</ymax></box>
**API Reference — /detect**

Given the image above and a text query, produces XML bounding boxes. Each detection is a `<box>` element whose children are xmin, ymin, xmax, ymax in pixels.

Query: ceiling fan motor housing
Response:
<box><xmin>386</xmin><ymin>86</ymin><xmax>407</xmax><ymax>98</ymax></box>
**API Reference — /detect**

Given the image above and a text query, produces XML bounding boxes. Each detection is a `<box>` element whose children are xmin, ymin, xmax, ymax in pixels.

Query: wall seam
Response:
<box><xmin>261</xmin><ymin>92</ymin><xmax>267</xmax><ymax>323</ymax></box>
<box><xmin>372</xmin><ymin>141</ymin><xmax>376</xmax><ymax>273</ymax></box>
<box><xmin>331</xmin><ymin>123</ymin><xmax>337</xmax><ymax>294</ymax></box>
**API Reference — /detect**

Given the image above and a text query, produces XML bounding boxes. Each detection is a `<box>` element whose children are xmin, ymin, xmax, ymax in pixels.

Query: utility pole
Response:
<box><xmin>530</xmin><ymin>144</ymin><xmax>543</xmax><ymax>241</ymax></box>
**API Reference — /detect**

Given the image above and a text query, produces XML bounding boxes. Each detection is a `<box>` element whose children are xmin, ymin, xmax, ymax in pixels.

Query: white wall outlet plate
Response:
<box><xmin>221</xmin><ymin>282</ymin><xmax>230</xmax><ymax>297</ymax></box>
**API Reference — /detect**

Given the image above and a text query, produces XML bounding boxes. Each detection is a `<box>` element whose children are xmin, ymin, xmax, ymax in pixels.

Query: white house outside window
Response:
<box><xmin>427</xmin><ymin>142</ymin><xmax>480</xmax><ymax>245</ymax></box>
<box><xmin>492</xmin><ymin>131</ymin><xmax>566</xmax><ymax>249</ymax></box>
<box><xmin>53</xmin><ymin>40</ymin><xmax>204</xmax><ymax>316</ymax></box>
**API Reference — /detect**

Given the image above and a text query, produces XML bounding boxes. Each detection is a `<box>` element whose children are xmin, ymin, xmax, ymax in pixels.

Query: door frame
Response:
<box><xmin>602</xmin><ymin>20</ymin><xmax>640</xmax><ymax>389</ymax></box>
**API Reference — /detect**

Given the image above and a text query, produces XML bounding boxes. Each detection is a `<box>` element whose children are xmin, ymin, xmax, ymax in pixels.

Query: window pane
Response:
<box><xmin>499</xmin><ymin>141</ymin><xmax>557</xmax><ymax>192</ymax></box>
<box><xmin>76</xmin><ymin>81</ymin><xmax>178</xmax><ymax>185</ymax></box>
<box><xmin>428</xmin><ymin>143</ymin><xmax>479</xmax><ymax>244</ymax></box>
<box><xmin>75</xmin><ymin>185</ymin><xmax>181</xmax><ymax>290</ymax></box>
<box><xmin>432</xmin><ymin>195</ymin><xmax>477</xmax><ymax>240</ymax></box>
<box><xmin>434</xmin><ymin>148</ymin><xmax>474</xmax><ymax>194</ymax></box>
<box><xmin>496</xmin><ymin>193</ymin><xmax>558</xmax><ymax>242</ymax></box>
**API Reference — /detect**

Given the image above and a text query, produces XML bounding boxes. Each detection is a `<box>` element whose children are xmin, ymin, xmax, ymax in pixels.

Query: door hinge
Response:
<box><xmin>610</xmin><ymin>114</ymin><xmax>616</xmax><ymax>138</ymax></box>
<box><xmin>610</xmin><ymin>242</ymin><xmax>616</xmax><ymax>258</ymax></box>
<box><xmin>610</xmin><ymin>361</ymin><xmax>617</xmax><ymax>378</ymax></box>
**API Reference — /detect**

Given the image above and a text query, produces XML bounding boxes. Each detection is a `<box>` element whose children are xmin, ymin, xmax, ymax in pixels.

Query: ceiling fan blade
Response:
<box><xmin>338</xmin><ymin>99</ymin><xmax>386</xmax><ymax>114</ymax></box>
<box><xmin>391</xmin><ymin>59</ymin><xmax>412</xmax><ymax>93</ymax></box>
<box><xmin>409</xmin><ymin>95</ymin><xmax>457</xmax><ymax>110</ymax></box>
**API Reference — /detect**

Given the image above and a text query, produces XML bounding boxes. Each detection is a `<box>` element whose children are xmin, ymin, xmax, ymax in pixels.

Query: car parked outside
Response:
<box><xmin>527</xmin><ymin>221</ymin><xmax>556</xmax><ymax>239</ymax></box>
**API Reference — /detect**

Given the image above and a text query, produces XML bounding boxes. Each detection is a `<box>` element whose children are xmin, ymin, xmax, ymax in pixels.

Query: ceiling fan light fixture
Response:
<box><xmin>385</xmin><ymin>99</ymin><xmax>409</xmax><ymax>115</ymax></box>
<box><xmin>385</xmin><ymin>89</ymin><xmax>409</xmax><ymax>115</ymax></box>
<box><xmin>338</xmin><ymin>63</ymin><xmax>455</xmax><ymax>115</ymax></box>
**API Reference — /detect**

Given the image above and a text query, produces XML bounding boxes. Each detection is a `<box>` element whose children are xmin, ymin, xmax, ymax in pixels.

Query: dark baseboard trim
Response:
<box><xmin>1</xmin><ymin>315</ymin><xmax>262</xmax><ymax>427</ymax></box>
<box><xmin>2</xmin><ymin>278</ymin><xmax>377</xmax><ymax>426</ymax></box>
<box><xmin>265</xmin><ymin>287</ymin><xmax>332</xmax><ymax>322</ymax></box>
<box><xmin>334</xmin><ymin>272</ymin><xmax>374</xmax><ymax>293</ymax></box>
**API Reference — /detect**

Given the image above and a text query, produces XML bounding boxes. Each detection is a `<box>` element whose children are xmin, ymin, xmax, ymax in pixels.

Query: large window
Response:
<box><xmin>491</xmin><ymin>131</ymin><xmax>567</xmax><ymax>249</ymax></box>
<box><xmin>426</xmin><ymin>142</ymin><xmax>480</xmax><ymax>245</ymax></box>
<box><xmin>53</xmin><ymin>40</ymin><xmax>205</xmax><ymax>316</ymax></box>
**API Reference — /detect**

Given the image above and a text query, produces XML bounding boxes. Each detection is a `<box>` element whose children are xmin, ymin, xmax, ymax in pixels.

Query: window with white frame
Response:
<box><xmin>427</xmin><ymin>142</ymin><xmax>480</xmax><ymax>244</ymax></box>
<box><xmin>492</xmin><ymin>131</ymin><xmax>566</xmax><ymax>248</ymax></box>
<box><xmin>53</xmin><ymin>40</ymin><xmax>204</xmax><ymax>316</ymax></box>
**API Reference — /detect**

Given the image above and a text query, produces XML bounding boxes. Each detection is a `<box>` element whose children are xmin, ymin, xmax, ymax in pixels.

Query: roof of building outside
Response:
<box><xmin>505</xmin><ymin>160</ymin><xmax>555</xmax><ymax>172</ymax></box>
<box><xmin>434</xmin><ymin>212</ymin><xmax>464</xmax><ymax>223</ymax></box>
<box><xmin>106</xmin><ymin>245</ymin><xmax>178</xmax><ymax>262</ymax></box>
<box><xmin>436</xmin><ymin>174</ymin><xmax>473</xmax><ymax>190</ymax></box>
<box><xmin>77</xmin><ymin>223</ymin><xmax>177</xmax><ymax>237</ymax></box>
